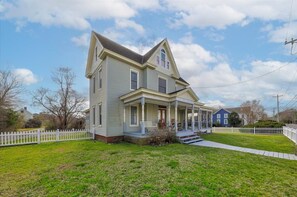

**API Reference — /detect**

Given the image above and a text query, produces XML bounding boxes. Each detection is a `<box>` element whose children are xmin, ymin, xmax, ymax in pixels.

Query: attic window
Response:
<box><xmin>167</xmin><ymin>61</ymin><xmax>170</xmax><ymax>69</ymax></box>
<box><xmin>161</xmin><ymin>49</ymin><xmax>166</xmax><ymax>68</ymax></box>
<box><xmin>95</xmin><ymin>46</ymin><xmax>98</xmax><ymax>61</ymax></box>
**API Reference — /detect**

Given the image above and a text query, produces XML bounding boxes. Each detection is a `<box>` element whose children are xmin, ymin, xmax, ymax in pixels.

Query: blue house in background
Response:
<box><xmin>213</xmin><ymin>108</ymin><xmax>231</xmax><ymax>127</ymax></box>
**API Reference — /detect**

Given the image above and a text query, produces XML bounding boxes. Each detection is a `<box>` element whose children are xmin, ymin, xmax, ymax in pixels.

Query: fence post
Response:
<box><xmin>37</xmin><ymin>129</ymin><xmax>40</xmax><ymax>144</ymax></box>
<box><xmin>56</xmin><ymin>129</ymin><xmax>60</xmax><ymax>142</ymax></box>
<box><xmin>213</xmin><ymin>126</ymin><xmax>215</xmax><ymax>133</ymax></box>
<box><xmin>253</xmin><ymin>127</ymin><xmax>256</xmax><ymax>134</ymax></box>
<box><xmin>232</xmin><ymin>126</ymin><xmax>234</xmax><ymax>133</ymax></box>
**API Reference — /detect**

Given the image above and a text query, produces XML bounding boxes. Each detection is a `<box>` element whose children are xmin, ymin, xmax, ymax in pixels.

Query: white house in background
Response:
<box><xmin>85</xmin><ymin>31</ymin><xmax>213</xmax><ymax>143</ymax></box>
<box><xmin>17</xmin><ymin>107</ymin><xmax>33</xmax><ymax>121</ymax></box>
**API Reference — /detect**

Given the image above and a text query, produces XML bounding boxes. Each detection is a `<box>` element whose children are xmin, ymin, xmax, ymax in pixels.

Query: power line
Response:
<box><xmin>192</xmin><ymin>57</ymin><xmax>297</xmax><ymax>89</ymax></box>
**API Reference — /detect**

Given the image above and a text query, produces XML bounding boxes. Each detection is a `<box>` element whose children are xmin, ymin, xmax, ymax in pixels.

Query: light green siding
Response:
<box><xmin>106</xmin><ymin>57</ymin><xmax>143</xmax><ymax>136</ymax></box>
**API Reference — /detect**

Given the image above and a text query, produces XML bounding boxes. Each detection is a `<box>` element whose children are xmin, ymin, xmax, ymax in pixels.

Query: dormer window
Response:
<box><xmin>161</xmin><ymin>49</ymin><xmax>166</xmax><ymax>68</ymax></box>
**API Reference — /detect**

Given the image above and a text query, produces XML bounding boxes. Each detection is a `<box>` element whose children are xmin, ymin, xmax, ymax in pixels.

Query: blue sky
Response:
<box><xmin>1</xmin><ymin>0</ymin><xmax>297</xmax><ymax>115</ymax></box>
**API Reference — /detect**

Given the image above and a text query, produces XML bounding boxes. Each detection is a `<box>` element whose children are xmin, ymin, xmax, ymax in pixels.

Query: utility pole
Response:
<box><xmin>273</xmin><ymin>94</ymin><xmax>283</xmax><ymax>122</ymax></box>
<box><xmin>285</xmin><ymin>38</ymin><xmax>297</xmax><ymax>54</ymax></box>
<box><xmin>272</xmin><ymin>108</ymin><xmax>275</xmax><ymax>120</ymax></box>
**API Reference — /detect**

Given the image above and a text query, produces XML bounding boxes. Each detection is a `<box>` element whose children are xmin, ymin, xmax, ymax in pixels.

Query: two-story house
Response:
<box><xmin>213</xmin><ymin>108</ymin><xmax>230</xmax><ymax>127</ymax></box>
<box><xmin>85</xmin><ymin>31</ymin><xmax>213</xmax><ymax>142</ymax></box>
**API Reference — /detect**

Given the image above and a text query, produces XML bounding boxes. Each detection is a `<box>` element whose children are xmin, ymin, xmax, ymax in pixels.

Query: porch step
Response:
<box><xmin>178</xmin><ymin>134</ymin><xmax>203</xmax><ymax>144</ymax></box>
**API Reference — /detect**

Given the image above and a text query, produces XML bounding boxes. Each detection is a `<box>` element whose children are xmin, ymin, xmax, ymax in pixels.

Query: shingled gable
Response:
<box><xmin>91</xmin><ymin>31</ymin><xmax>189</xmax><ymax>84</ymax></box>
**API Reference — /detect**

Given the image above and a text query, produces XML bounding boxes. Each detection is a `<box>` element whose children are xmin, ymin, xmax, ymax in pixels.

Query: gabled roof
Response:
<box><xmin>91</xmin><ymin>31</ymin><xmax>189</xmax><ymax>84</ymax></box>
<box><xmin>94</xmin><ymin>32</ymin><xmax>143</xmax><ymax>64</ymax></box>
<box><xmin>213</xmin><ymin>108</ymin><xmax>231</xmax><ymax>115</ymax></box>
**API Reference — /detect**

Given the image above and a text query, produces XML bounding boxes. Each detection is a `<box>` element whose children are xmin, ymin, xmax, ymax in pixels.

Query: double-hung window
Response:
<box><xmin>130</xmin><ymin>106</ymin><xmax>138</xmax><ymax>126</ymax></box>
<box><xmin>92</xmin><ymin>107</ymin><xmax>95</xmax><ymax>125</ymax></box>
<box><xmin>93</xmin><ymin>76</ymin><xmax>96</xmax><ymax>94</ymax></box>
<box><xmin>158</xmin><ymin>77</ymin><xmax>166</xmax><ymax>93</ymax></box>
<box><xmin>130</xmin><ymin>70</ymin><xmax>138</xmax><ymax>90</ymax></box>
<box><xmin>217</xmin><ymin>114</ymin><xmax>221</xmax><ymax>119</ymax></box>
<box><xmin>98</xmin><ymin>104</ymin><xmax>102</xmax><ymax>126</ymax></box>
<box><xmin>98</xmin><ymin>69</ymin><xmax>102</xmax><ymax>89</ymax></box>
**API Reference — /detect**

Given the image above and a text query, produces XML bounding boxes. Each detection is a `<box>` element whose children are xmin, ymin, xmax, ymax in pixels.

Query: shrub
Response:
<box><xmin>243</xmin><ymin>120</ymin><xmax>285</xmax><ymax>128</ymax></box>
<box><xmin>148</xmin><ymin>128</ymin><xmax>177</xmax><ymax>145</ymax></box>
<box><xmin>25</xmin><ymin>118</ymin><xmax>42</xmax><ymax>128</ymax></box>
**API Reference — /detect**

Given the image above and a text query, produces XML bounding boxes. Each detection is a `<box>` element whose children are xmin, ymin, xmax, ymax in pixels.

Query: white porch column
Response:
<box><xmin>192</xmin><ymin>105</ymin><xmax>195</xmax><ymax>132</ymax></box>
<box><xmin>175</xmin><ymin>101</ymin><xmax>178</xmax><ymax>133</ymax></box>
<box><xmin>210</xmin><ymin>111</ymin><xmax>213</xmax><ymax>133</ymax></box>
<box><xmin>167</xmin><ymin>103</ymin><xmax>171</xmax><ymax>127</ymax></box>
<box><xmin>198</xmin><ymin>108</ymin><xmax>201</xmax><ymax>130</ymax></box>
<box><xmin>185</xmin><ymin>106</ymin><xmax>188</xmax><ymax>131</ymax></box>
<box><xmin>141</xmin><ymin>97</ymin><xmax>145</xmax><ymax>135</ymax></box>
<box><xmin>123</xmin><ymin>106</ymin><xmax>126</xmax><ymax>132</ymax></box>
<box><xmin>206</xmin><ymin>111</ymin><xmax>209</xmax><ymax>129</ymax></box>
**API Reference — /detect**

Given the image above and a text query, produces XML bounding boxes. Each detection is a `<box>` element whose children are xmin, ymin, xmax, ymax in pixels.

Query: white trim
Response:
<box><xmin>224</xmin><ymin>119</ymin><xmax>228</xmax><ymax>125</ymax></box>
<box><xmin>92</xmin><ymin>75</ymin><xmax>96</xmax><ymax>94</ymax></box>
<box><xmin>130</xmin><ymin>69</ymin><xmax>139</xmax><ymax>91</ymax></box>
<box><xmin>92</xmin><ymin>106</ymin><xmax>96</xmax><ymax>126</ymax></box>
<box><xmin>130</xmin><ymin>105</ymin><xmax>139</xmax><ymax>127</ymax></box>
<box><xmin>158</xmin><ymin>76</ymin><xmax>167</xmax><ymax>94</ymax></box>
<box><xmin>98</xmin><ymin>67</ymin><xmax>102</xmax><ymax>90</ymax></box>
<box><xmin>98</xmin><ymin>103</ymin><xmax>102</xmax><ymax>127</ymax></box>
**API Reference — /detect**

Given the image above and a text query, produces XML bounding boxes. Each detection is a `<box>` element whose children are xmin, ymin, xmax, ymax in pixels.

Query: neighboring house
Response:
<box><xmin>85</xmin><ymin>31</ymin><xmax>213</xmax><ymax>143</ymax></box>
<box><xmin>226</xmin><ymin>107</ymin><xmax>249</xmax><ymax>125</ymax></box>
<box><xmin>17</xmin><ymin>107</ymin><xmax>33</xmax><ymax>122</ymax></box>
<box><xmin>213</xmin><ymin>108</ymin><xmax>230</xmax><ymax>127</ymax></box>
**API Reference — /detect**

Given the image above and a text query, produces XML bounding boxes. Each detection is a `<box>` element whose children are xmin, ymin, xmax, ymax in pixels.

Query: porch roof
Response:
<box><xmin>119</xmin><ymin>87</ymin><xmax>207</xmax><ymax>108</ymax></box>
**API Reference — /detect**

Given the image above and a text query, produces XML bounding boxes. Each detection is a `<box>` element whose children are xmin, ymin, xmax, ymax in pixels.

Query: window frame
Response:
<box><xmin>224</xmin><ymin>119</ymin><xmax>228</xmax><ymax>125</ymax></box>
<box><xmin>130</xmin><ymin>69</ymin><xmax>139</xmax><ymax>90</ymax></box>
<box><xmin>98</xmin><ymin>103</ymin><xmax>102</xmax><ymax>126</ymax></box>
<box><xmin>224</xmin><ymin>113</ymin><xmax>228</xmax><ymax>118</ymax></box>
<box><xmin>93</xmin><ymin>76</ymin><xmax>96</xmax><ymax>94</ymax></box>
<box><xmin>95</xmin><ymin>46</ymin><xmax>98</xmax><ymax>61</ymax></box>
<box><xmin>130</xmin><ymin>105</ymin><xmax>139</xmax><ymax>127</ymax></box>
<box><xmin>98</xmin><ymin>68</ymin><xmax>102</xmax><ymax>89</ymax></box>
<box><xmin>217</xmin><ymin>114</ymin><xmax>221</xmax><ymax>119</ymax></box>
<box><xmin>158</xmin><ymin>76</ymin><xmax>167</xmax><ymax>94</ymax></box>
<box><xmin>92</xmin><ymin>106</ymin><xmax>96</xmax><ymax>125</ymax></box>
<box><xmin>161</xmin><ymin>49</ymin><xmax>166</xmax><ymax>68</ymax></box>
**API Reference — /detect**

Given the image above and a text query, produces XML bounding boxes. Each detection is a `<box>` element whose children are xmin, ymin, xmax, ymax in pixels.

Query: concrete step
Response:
<box><xmin>180</xmin><ymin>136</ymin><xmax>200</xmax><ymax>142</ymax></box>
<box><xmin>183</xmin><ymin>138</ymin><xmax>203</xmax><ymax>144</ymax></box>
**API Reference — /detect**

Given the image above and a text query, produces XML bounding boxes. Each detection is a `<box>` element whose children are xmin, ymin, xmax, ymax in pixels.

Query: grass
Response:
<box><xmin>202</xmin><ymin>132</ymin><xmax>297</xmax><ymax>154</ymax></box>
<box><xmin>0</xmin><ymin>140</ymin><xmax>296</xmax><ymax>196</ymax></box>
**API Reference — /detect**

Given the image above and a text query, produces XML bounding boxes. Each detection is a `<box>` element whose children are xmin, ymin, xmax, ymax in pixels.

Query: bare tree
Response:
<box><xmin>32</xmin><ymin>67</ymin><xmax>86</xmax><ymax>129</ymax></box>
<box><xmin>240</xmin><ymin>100</ymin><xmax>266</xmax><ymax>124</ymax></box>
<box><xmin>0</xmin><ymin>70</ymin><xmax>23</xmax><ymax>109</ymax></box>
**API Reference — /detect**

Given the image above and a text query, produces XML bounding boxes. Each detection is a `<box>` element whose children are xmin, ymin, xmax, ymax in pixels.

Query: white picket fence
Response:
<box><xmin>0</xmin><ymin>129</ymin><xmax>93</xmax><ymax>147</ymax></box>
<box><xmin>212</xmin><ymin>127</ymin><xmax>283</xmax><ymax>134</ymax></box>
<box><xmin>283</xmin><ymin>126</ymin><xmax>297</xmax><ymax>144</ymax></box>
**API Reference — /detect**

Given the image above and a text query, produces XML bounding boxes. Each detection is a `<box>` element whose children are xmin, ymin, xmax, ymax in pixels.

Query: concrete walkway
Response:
<box><xmin>192</xmin><ymin>140</ymin><xmax>297</xmax><ymax>161</ymax></box>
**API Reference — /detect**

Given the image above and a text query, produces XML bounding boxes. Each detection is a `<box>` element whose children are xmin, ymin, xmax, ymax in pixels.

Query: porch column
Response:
<box><xmin>192</xmin><ymin>105</ymin><xmax>195</xmax><ymax>132</ymax></box>
<box><xmin>210</xmin><ymin>111</ymin><xmax>213</xmax><ymax>133</ymax></box>
<box><xmin>206</xmin><ymin>111</ymin><xmax>209</xmax><ymax>129</ymax></box>
<box><xmin>198</xmin><ymin>107</ymin><xmax>201</xmax><ymax>130</ymax></box>
<box><xmin>123</xmin><ymin>106</ymin><xmax>126</xmax><ymax>132</ymax></box>
<box><xmin>167</xmin><ymin>103</ymin><xmax>171</xmax><ymax>127</ymax></box>
<box><xmin>175</xmin><ymin>101</ymin><xmax>178</xmax><ymax>133</ymax></box>
<box><xmin>185</xmin><ymin>106</ymin><xmax>188</xmax><ymax>131</ymax></box>
<box><xmin>141</xmin><ymin>97</ymin><xmax>145</xmax><ymax>135</ymax></box>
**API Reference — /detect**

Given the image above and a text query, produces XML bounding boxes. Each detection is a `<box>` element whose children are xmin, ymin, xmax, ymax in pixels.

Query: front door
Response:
<box><xmin>158</xmin><ymin>107</ymin><xmax>166</xmax><ymax>129</ymax></box>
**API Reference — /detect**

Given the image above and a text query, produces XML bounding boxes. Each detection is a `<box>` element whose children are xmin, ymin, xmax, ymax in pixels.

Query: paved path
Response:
<box><xmin>191</xmin><ymin>140</ymin><xmax>297</xmax><ymax>160</ymax></box>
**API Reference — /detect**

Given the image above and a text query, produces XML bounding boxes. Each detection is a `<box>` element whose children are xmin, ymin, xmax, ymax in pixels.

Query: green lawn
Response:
<box><xmin>0</xmin><ymin>141</ymin><xmax>296</xmax><ymax>196</ymax></box>
<box><xmin>202</xmin><ymin>132</ymin><xmax>297</xmax><ymax>154</ymax></box>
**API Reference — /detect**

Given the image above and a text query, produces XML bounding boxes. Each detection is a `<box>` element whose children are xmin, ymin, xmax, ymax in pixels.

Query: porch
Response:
<box><xmin>120</xmin><ymin>88</ymin><xmax>213</xmax><ymax>136</ymax></box>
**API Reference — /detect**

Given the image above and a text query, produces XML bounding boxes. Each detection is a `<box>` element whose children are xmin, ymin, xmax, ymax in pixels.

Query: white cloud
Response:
<box><xmin>164</xmin><ymin>0</ymin><xmax>293</xmax><ymax>29</ymax></box>
<box><xmin>13</xmin><ymin>68</ymin><xmax>38</xmax><ymax>85</ymax></box>
<box><xmin>115</xmin><ymin>19</ymin><xmax>145</xmax><ymax>34</ymax></box>
<box><xmin>71</xmin><ymin>33</ymin><xmax>89</xmax><ymax>47</ymax></box>
<box><xmin>0</xmin><ymin>0</ymin><xmax>159</xmax><ymax>30</ymax></box>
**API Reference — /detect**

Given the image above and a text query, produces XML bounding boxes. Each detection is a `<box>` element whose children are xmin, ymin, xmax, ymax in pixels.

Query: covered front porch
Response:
<box><xmin>120</xmin><ymin>88</ymin><xmax>213</xmax><ymax>136</ymax></box>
